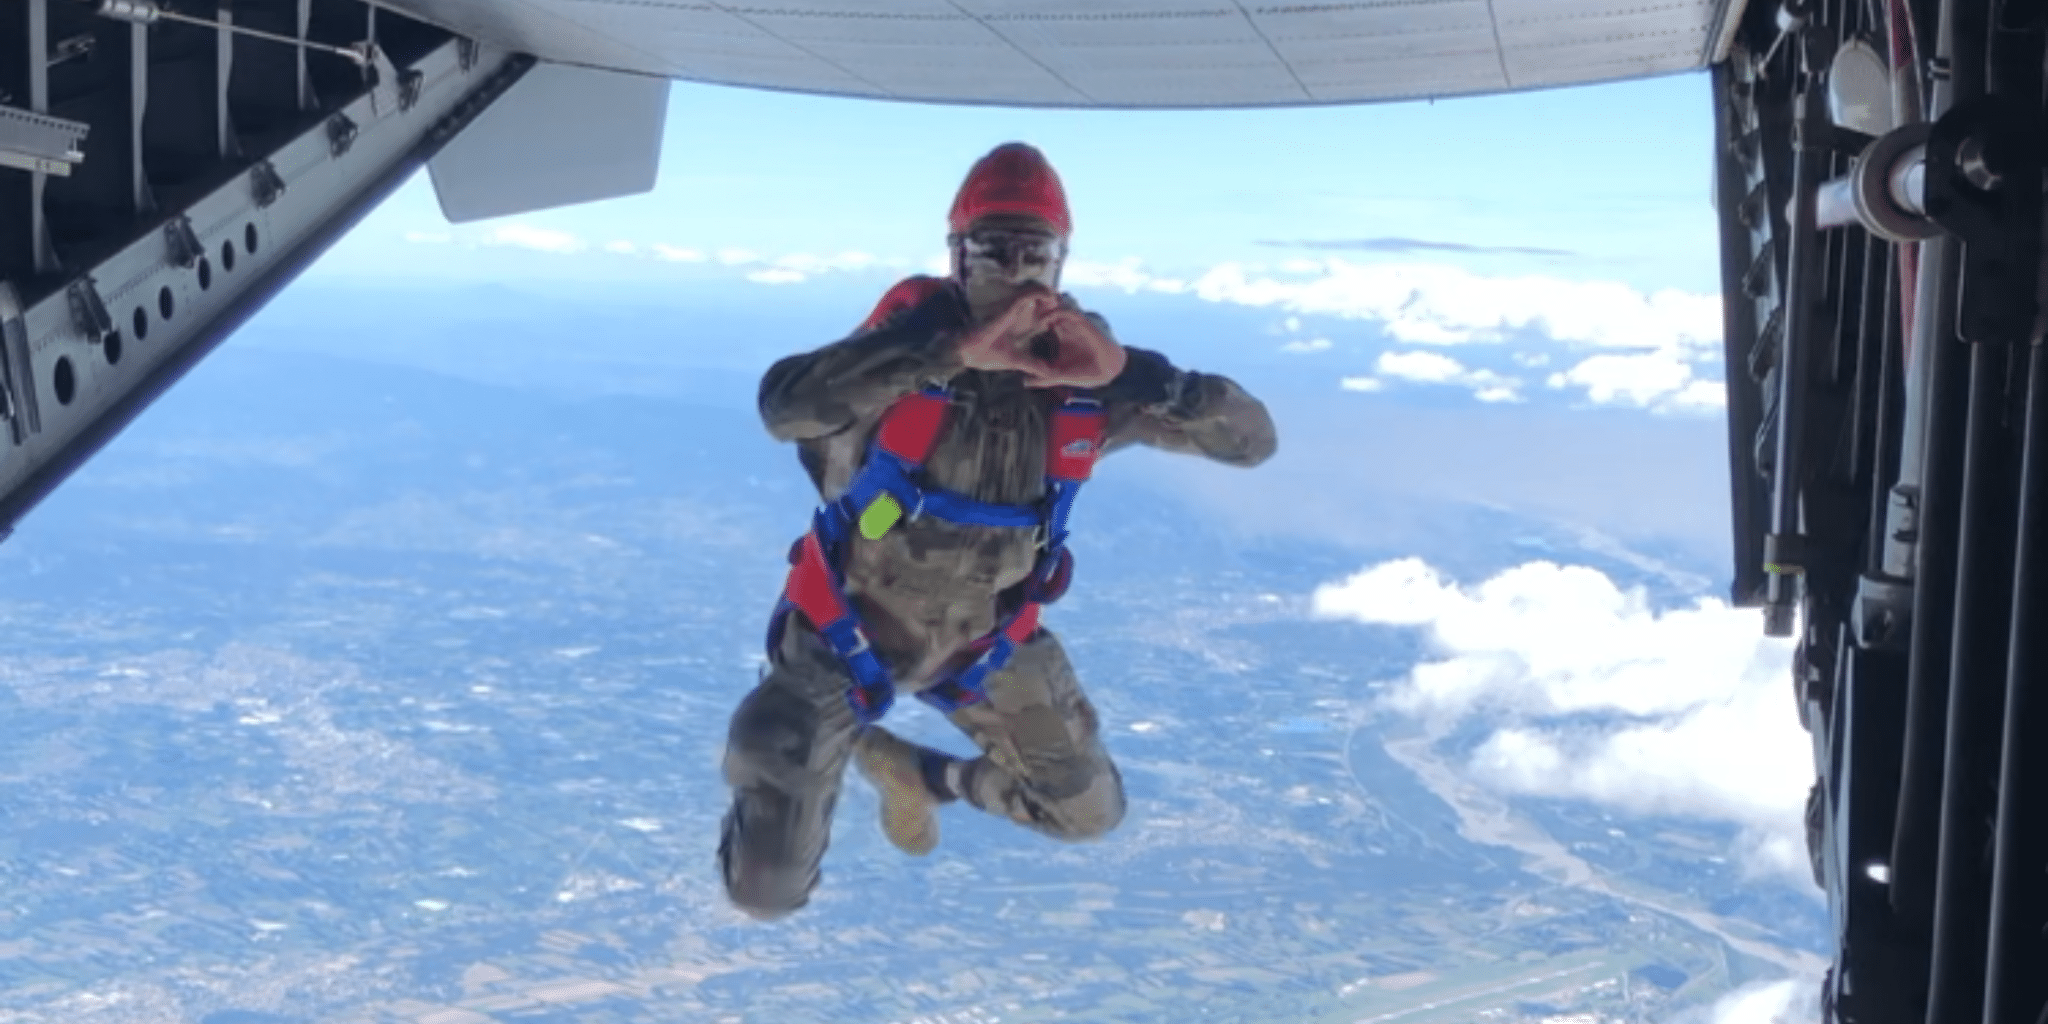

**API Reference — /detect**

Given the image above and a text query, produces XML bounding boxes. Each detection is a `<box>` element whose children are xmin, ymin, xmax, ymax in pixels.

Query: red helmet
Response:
<box><xmin>948</xmin><ymin>143</ymin><xmax>1071</xmax><ymax>237</ymax></box>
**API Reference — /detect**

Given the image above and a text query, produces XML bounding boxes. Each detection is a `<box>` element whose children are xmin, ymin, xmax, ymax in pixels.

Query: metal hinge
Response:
<box><xmin>398</xmin><ymin>68</ymin><xmax>424</xmax><ymax>112</ymax></box>
<box><xmin>1743</xmin><ymin>246</ymin><xmax>1775</xmax><ymax>298</ymax></box>
<box><xmin>164</xmin><ymin>215</ymin><xmax>203</xmax><ymax>269</ymax></box>
<box><xmin>327</xmin><ymin>113</ymin><xmax>359</xmax><ymax>158</ymax></box>
<box><xmin>1854</xmin><ymin>574</ymin><xmax>1914</xmax><ymax>651</ymax></box>
<box><xmin>249</xmin><ymin>159</ymin><xmax>285</xmax><ymax>208</ymax></box>
<box><xmin>0</xmin><ymin>283</ymin><xmax>34</xmax><ymax>443</ymax></box>
<box><xmin>66</xmin><ymin>278</ymin><xmax>113</xmax><ymax>343</ymax></box>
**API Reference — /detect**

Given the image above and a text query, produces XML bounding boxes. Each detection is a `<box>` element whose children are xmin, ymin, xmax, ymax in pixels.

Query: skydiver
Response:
<box><xmin>718</xmin><ymin>142</ymin><xmax>1278</xmax><ymax>920</ymax></box>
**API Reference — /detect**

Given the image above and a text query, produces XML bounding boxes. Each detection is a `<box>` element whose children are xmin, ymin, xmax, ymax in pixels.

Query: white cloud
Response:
<box><xmin>402</xmin><ymin>237</ymin><xmax>1722</xmax><ymax>394</ymax></box>
<box><xmin>401</xmin><ymin>241</ymin><xmax>1730</xmax><ymax>413</ymax></box>
<box><xmin>593</xmin><ymin>242</ymin><xmax>891</xmax><ymax>282</ymax></box>
<box><xmin>1047</xmin><ymin>256</ymin><xmax>1726</xmax><ymax>410</ymax></box>
<box><xmin>652</xmin><ymin>244</ymin><xmax>705</xmax><ymax>262</ymax></box>
<box><xmin>1339</xmin><ymin>376</ymin><xmax>1384</xmax><ymax>392</ymax></box>
<box><xmin>1378</xmin><ymin>350</ymin><xmax>1467</xmax><ymax>384</ymax></box>
<box><xmin>1189</xmin><ymin>260</ymin><xmax>1721</xmax><ymax>355</ymax></box>
<box><xmin>1376</xmin><ymin>350</ymin><xmax>1523</xmax><ymax>403</ymax></box>
<box><xmin>1704</xmin><ymin>978</ymin><xmax>1822</xmax><ymax>1024</ymax></box>
<box><xmin>1548</xmin><ymin>352</ymin><xmax>1727</xmax><ymax>414</ymax></box>
<box><xmin>1065</xmin><ymin>257</ymin><xmax>1188</xmax><ymax>294</ymax></box>
<box><xmin>484</xmin><ymin>224</ymin><xmax>584</xmax><ymax>254</ymax></box>
<box><xmin>1312</xmin><ymin>558</ymin><xmax>1811</xmax><ymax>881</ymax></box>
<box><xmin>774</xmin><ymin>251</ymin><xmax>877</xmax><ymax>273</ymax></box>
<box><xmin>1549</xmin><ymin>352</ymin><xmax>1685</xmax><ymax>405</ymax></box>
<box><xmin>641</xmin><ymin>247</ymin><xmax>898</xmax><ymax>283</ymax></box>
<box><xmin>1666</xmin><ymin>377</ymin><xmax>1730</xmax><ymax>411</ymax></box>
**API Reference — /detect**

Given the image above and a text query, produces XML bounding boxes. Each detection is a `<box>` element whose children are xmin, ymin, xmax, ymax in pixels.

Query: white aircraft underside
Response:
<box><xmin>384</xmin><ymin>0</ymin><xmax>1744</xmax><ymax>107</ymax></box>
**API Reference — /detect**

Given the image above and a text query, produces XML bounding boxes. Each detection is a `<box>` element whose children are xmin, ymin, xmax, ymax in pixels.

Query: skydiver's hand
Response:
<box><xmin>956</xmin><ymin>286</ymin><xmax>1062</xmax><ymax>374</ymax></box>
<box><xmin>956</xmin><ymin>289</ymin><xmax>1126</xmax><ymax>389</ymax></box>
<box><xmin>1023</xmin><ymin>307</ymin><xmax>1127</xmax><ymax>388</ymax></box>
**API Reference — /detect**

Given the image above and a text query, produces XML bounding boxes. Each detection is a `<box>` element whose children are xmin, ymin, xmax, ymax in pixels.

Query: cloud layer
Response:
<box><xmin>401</xmin><ymin>225</ymin><xmax>1727</xmax><ymax>413</ymax></box>
<box><xmin>1311</xmin><ymin>558</ymin><xmax>1812</xmax><ymax>880</ymax></box>
<box><xmin>1090</xmin><ymin>256</ymin><xmax>1723</xmax><ymax>413</ymax></box>
<box><xmin>1704</xmin><ymin>978</ymin><xmax>1822</xmax><ymax>1024</ymax></box>
<box><xmin>1190</xmin><ymin>260</ymin><xmax>1725</xmax><ymax>414</ymax></box>
<box><xmin>1375</xmin><ymin>350</ymin><xmax>1521</xmax><ymax>403</ymax></box>
<box><xmin>1184</xmin><ymin>260</ymin><xmax>1720</xmax><ymax>353</ymax></box>
<box><xmin>1258</xmin><ymin>236</ymin><xmax>1576</xmax><ymax>257</ymax></box>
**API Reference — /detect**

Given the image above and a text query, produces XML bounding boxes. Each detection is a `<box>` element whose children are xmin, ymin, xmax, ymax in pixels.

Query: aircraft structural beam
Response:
<box><xmin>0</xmin><ymin>0</ymin><xmax>532</xmax><ymax>540</ymax></box>
<box><xmin>1984</xmin><ymin>341</ymin><xmax>2048</xmax><ymax>1024</ymax></box>
<box><xmin>1717</xmin><ymin>0</ymin><xmax>2048</xmax><ymax>1020</ymax></box>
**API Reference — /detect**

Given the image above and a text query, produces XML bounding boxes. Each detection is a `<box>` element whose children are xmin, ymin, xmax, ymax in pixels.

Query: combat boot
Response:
<box><xmin>854</xmin><ymin>727</ymin><xmax>943</xmax><ymax>856</ymax></box>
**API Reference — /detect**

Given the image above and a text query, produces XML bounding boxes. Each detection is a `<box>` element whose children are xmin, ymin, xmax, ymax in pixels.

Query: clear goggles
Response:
<box><xmin>957</xmin><ymin>228</ymin><xmax>1065</xmax><ymax>268</ymax></box>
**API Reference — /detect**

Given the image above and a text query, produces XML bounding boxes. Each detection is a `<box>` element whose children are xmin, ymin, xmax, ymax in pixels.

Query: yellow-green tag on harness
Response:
<box><xmin>858</xmin><ymin>494</ymin><xmax>904</xmax><ymax>540</ymax></box>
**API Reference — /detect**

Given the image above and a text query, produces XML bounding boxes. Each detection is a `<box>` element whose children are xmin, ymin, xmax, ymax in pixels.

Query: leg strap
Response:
<box><xmin>777</xmin><ymin>528</ymin><xmax>896</xmax><ymax>724</ymax></box>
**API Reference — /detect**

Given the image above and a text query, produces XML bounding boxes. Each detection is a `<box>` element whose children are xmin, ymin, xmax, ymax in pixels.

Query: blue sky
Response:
<box><xmin>318</xmin><ymin>70</ymin><xmax>1720</xmax><ymax>293</ymax></box>
<box><xmin>307</xmin><ymin>70</ymin><xmax>1731</xmax><ymax>419</ymax></box>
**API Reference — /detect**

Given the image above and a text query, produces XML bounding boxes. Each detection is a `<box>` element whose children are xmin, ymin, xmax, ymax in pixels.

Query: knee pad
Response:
<box><xmin>727</xmin><ymin>684</ymin><xmax>821</xmax><ymax>767</ymax></box>
<box><xmin>1058</xmin><ymin>761</ymin><xmax>1127</xmax><ymax>841</ymax></box>
<box><xmin>718</xmin><ymin>801</ymin><xmax>820</xmax><ymax>921</ymax></box>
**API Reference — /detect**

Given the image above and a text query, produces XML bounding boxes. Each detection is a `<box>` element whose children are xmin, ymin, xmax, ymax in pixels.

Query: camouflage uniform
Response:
<box><xmin>718</xmin><ymin>280</ymin><xmax>1276</xmax><ymax>920</ymax></box>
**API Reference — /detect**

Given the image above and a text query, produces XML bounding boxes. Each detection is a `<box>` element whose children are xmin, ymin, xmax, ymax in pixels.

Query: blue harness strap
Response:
<box><xmin>767</xmin><ymin>386</ymin><xmax>1104</xmax><ymax>724</ymax></box>
<box><xmin>841</xmin><ymin>450</ymin><xmax>1046</xmax><ymax>531</ymax></box>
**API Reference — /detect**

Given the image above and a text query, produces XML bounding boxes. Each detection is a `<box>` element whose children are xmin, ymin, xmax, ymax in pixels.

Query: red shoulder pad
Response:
<box><xmin>784</xmin><ymin>532</ymin><xmax>851</xmax><ymax>629</ymax></box>
<box><xmin>1046</xmin><ymin>404</ymin><xmax>1106</xmax><ymax>482</ymax></box>
<box><xmin>858</xmin><ymin>276</ymin><xmax>948</xmax><ymax>332</ymax></box>
<box><xmin>875</xmin><ymin>391</ymin><xmax>952</xmax><ymax>462</ymax></box>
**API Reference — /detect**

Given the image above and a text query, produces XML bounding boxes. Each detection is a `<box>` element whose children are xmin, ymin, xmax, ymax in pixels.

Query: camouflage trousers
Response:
<box><xmin>717</xmin><ymin>620</ymin><xmax>1127</xmax><ymax>920</ymax></box>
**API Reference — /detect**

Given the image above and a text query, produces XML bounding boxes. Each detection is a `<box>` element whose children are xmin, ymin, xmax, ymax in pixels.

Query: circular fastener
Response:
<box><xmin>1853</xmin><ymin>123</ymin><xmax>1941</xmax><ymax>242</ymax></box>
<box><xmin>1957</xmin><ymin>134</ymin><xmax>2001</xmax><ymax>190</ymax></box>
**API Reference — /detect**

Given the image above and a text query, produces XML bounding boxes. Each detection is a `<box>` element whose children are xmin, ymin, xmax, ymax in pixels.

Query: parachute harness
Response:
<box><xmin>767</xmin><ymin>386</ymin><xmax>1104</xmax><ymax>726</ymax></box>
